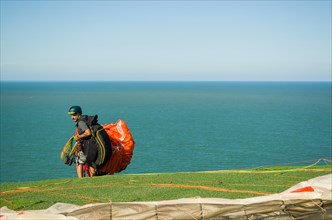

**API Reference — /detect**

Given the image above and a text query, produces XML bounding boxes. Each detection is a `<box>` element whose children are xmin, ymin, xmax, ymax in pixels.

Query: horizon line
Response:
<box><xmin>1</xmin><ymin>80</ymin><xmax>331</xmax><ymax>83</ymax></box>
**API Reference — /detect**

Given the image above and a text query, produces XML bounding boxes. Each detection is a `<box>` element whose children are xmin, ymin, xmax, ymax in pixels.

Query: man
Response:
<box><xmin>68</xmin><ymin>106</ymin><xmax>97</xmax><ymax>177</ymax></box>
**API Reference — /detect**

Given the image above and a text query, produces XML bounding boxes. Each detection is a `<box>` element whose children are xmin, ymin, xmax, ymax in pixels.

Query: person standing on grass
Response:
<box><xmin>68</xmin><ymin>106</ymin><xmax>97</xmax><ymax>177</ymax></box>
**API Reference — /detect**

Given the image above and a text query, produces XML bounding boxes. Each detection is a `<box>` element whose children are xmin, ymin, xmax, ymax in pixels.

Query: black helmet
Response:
<box><xmin>68</xmin><ymin>106</ymin><xmax>82</xmax><ymax>115</ymax></box>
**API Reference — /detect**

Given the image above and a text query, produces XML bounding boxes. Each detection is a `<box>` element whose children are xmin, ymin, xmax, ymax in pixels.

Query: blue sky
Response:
<box><xmin>1</xmin><ymin>1</ymin><xmax>331</xmax><ymax>81</ymax></box>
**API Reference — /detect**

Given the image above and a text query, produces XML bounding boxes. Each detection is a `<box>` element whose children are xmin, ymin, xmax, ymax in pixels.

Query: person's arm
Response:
<box><xmin>75</xmin><ymin>121</ymin><xmax>92</xmax><ymax>140</ymax></box>
<box><xmin>77</xmin><ymin>129</ymin><xmax>91</xmax><ymax>139</ymax></box>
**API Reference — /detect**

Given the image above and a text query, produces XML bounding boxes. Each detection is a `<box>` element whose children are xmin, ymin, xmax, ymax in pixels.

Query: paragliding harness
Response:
<box><xmin>76</xmin><ymin>115</ymin><xmax>112</xmax><ymax>172</ymax></box>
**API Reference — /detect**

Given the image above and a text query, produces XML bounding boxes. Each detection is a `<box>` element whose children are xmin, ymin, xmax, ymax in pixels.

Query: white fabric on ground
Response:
<box><xmin>1</xmin><ymin>174</ymin><xmax>331</xmax><ymax>220</ymax></box>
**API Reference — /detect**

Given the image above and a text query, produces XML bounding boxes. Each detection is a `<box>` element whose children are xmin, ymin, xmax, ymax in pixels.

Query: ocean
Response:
<box><xmin>0</xmin><ymin>81</ymin><xmax>331</xmax><ymax>182</ymax></box>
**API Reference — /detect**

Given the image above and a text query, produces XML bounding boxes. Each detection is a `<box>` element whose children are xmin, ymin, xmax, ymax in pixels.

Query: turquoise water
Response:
<box><xmin>1</xmin><ymin>81</ymin><xmax>331</xmax><ymax>182</ymax></box>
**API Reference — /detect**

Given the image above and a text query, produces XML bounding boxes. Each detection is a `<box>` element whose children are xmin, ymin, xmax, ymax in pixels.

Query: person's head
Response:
<box><xmin>68</xmin><ymin>106</ymin><xmax>82</xmax><ymax>122</ymax></box>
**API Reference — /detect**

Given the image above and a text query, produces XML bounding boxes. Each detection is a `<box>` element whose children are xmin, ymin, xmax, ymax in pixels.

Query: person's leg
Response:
<box><xmin>89</xmin><ymin>161</ymin><xmax>98</xmax><ymax>177</ymax></box>
<box><xmin>89</xmin><ymin>166</ymin><xmax>95</xmax><ymax>176</ymax></box>
<box><xmin>76</xmin><ymin>164</ymin><xmax>83</xmax><ymax>178</ymax></box>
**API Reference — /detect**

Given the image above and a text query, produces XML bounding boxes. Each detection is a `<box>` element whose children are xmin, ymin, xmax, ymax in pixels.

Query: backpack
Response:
<box><xmin>78</xmin><ymin>115</ymin><xmax>112</xmax><ymax>167</ymax></box>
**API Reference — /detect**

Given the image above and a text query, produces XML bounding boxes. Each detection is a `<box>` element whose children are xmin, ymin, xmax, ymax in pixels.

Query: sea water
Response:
<box><xmin>0</xmin><ymin>81</ymin><xmax>331</xmax><ymax>182</ymax></box>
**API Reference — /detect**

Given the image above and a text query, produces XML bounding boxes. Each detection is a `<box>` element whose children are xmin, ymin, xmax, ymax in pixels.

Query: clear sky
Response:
<box><xmin>1</xmin><ymin>0</ymin><xmax>331</xmax><ymax>81</ymax></box>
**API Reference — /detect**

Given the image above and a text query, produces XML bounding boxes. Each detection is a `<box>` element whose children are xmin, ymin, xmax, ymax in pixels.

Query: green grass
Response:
<box><xmin>1</xmin><ymin>165</ymin><xmax>331</xmax><ymax>211</ymax></box>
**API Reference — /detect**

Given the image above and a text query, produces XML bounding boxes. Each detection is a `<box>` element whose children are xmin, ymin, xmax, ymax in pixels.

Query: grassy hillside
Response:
<box><xmin>1</xmin><ymin>165</ymin><xmax>331</xmax><ymax>211</ymax></box>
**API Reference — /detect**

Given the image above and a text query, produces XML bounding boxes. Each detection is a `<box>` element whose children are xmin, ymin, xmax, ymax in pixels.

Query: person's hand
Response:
<box><xmin>74</xmin><ymin>135</ymin><xmax>80</xmax><ymax>141</ymax></box>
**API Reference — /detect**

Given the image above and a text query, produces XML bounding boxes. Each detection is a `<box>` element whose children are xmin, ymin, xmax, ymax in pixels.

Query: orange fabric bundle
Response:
<box><xmin>98</xmin><ymin>120</ymin><xmax>135</xmax><ymax>175</ymax></box>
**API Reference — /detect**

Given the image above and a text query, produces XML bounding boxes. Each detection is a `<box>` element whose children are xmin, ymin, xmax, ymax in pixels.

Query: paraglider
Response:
<box><xmin>61</xmin><ymin>118</ymin><xmax>135</xmax><ymax>177</ymax></box>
